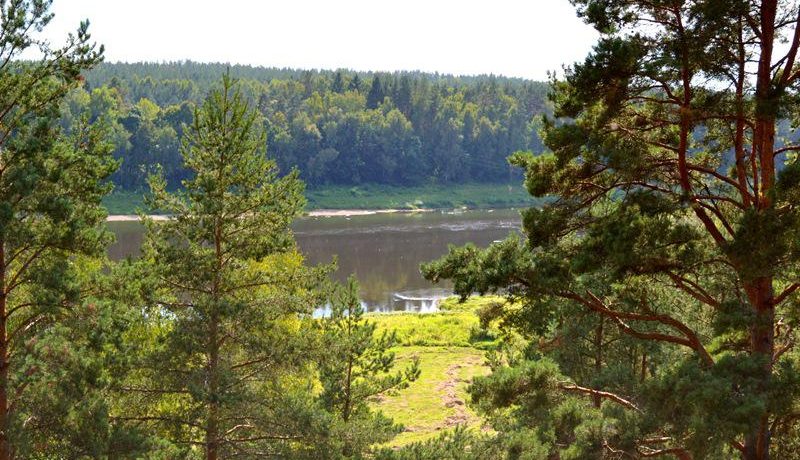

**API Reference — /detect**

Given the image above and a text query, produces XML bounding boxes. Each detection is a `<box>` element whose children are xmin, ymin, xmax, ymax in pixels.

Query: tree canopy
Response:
<box><xmin>60</xmin><ymin>62</ymin><xmax>549</xmax><ymax>191</ymax></box>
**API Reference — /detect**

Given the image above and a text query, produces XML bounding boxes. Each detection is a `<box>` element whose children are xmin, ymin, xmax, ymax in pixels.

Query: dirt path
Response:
<box><xmin>435</xmin><ymin>355</ymin><xmax>484</xmax><ymax>429</ymax></box>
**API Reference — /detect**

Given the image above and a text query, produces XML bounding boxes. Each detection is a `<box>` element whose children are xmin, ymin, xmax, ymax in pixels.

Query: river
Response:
<box><xmin>106</xmin><ymin>209</ymin><xmax>523</xmax><ymax>313</ymax></box>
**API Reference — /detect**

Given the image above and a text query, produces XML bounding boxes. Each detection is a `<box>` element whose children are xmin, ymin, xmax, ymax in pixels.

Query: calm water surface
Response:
<box><xmin>106</xmin><ymin>209</ymin><xmax>523</xmax><ymax>312</ymax></box>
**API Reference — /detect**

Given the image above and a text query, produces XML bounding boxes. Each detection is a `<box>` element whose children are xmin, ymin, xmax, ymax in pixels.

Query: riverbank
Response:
<box><xmin>106</xmin><ymin>208</ymin><xmax>433</xmax><ymax>221</ymax></box>
<box><xmin>307</xmin><ymin>208</ymin><xmax>433</xmax><ymax>217</ymax></box>
<box><xmin>102</xmin><ymin>183</ymin><xmax>541</xmax><ymax>215</ymax></box>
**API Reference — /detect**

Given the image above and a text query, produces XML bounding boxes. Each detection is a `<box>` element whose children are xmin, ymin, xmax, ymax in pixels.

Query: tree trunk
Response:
<box><xmin>592</xmin><ymin>318</ymin><xmax>603</xmax><ymax>408</ymax></box>
<box><xmin>206</xmin><ymin>316</ymin><xmax>219</xmax><ymax>460</ymax></box>
<box><xmin>742</xmin><ymin>277</ymin><xmax>774</xmax><ymax>460</ymax></box>
<box><xmin>742</xmin><ymin>3</ymin><xmax>778</xmax><ymax>456</ymax></box>
<box><xmin>207</xmin><ymin>220</ymin><xmax>223</xmax><ymax>460</ymax></box>
<box><xmin>0</xmin><ymin>243</ymin><xmax>9</xmax><ymax>460</ymax></box>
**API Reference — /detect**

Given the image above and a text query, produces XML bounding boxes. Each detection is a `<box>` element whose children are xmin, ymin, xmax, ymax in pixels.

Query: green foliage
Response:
<box><xmin>316</xmin><ymin>277</ymin><xmax>419</xmax><ymax>457</ymax></box>
<box><xmin>17</xmin><ymin>270</ymin><xmax>150</xmax><ymax>459</ymax></box>
<box><xmin>422</xmin><ymin>1</ymin><xmax>800</xmax><ymax>457</ymax></box>
<box><xmin>0</xmin><ymin>1</ymin><xmax>143</xmax><ymax>457</ymax></box>
<box><xmin>374</xmin><ymin>426</ymin><xmax>503</xmax><ymax>460</ymax></box>
<box><xmin>69</xmin><ymin>63</ymin><xmax>549</xmax><ymax>192</ymax></box>
<box><xmin>469</xmin><ymin>359</ymin><xmax>624</xmax><ymax>459</ymax></box>
<box><xmin>127</xmin><ymin>73</ymin><xmax>328</xmax><ymax>458</ymax></box>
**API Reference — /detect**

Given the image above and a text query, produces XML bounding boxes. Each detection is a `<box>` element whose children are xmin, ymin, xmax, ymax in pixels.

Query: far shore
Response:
<box><xmin>106</xmin><ymin>214</ymin><xmax>170</xmax><ymax>222</ymax></box>
<box><xmin>106</xmin><ymin>208</ymin><xmax>436</xmax><ymax>222</ymax></box>
<box><xmin>306</xmin><ymin>208</ymin><xmax>434</xmax><ymax>217</ymax></box>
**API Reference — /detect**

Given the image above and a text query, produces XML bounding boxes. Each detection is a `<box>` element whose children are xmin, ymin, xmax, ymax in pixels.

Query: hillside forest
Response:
<box><xmin>64</xmin><ymin>62</ymin><xmax>549</xmax><ymax>191</ymax></box>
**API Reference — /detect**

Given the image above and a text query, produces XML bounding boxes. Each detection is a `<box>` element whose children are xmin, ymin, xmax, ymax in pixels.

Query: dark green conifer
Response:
<box><xmin>0</xmin><ymin>2</ymin><xmax>124</xmax><ymax>458</ymax></box>
<box><xmin>366</xmin><ymin>75</ymin><xmax>385</xmax><ymax>109</ymax></box>
<box><xmin>132</xmin><ymin>73</ymin><xmax>325</xmax><ymax>459</ymax></box>
<box><xmin>424</xmin><ymin>1</ymin><xmax>800</xmax><ymax>458</ymax></box>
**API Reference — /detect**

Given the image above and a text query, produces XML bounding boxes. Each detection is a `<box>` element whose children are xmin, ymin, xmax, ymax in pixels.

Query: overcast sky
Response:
<box><xmin>41</xmin><ymin>0</ymin><xmax>599</xmax><ymax>80</ymax></box>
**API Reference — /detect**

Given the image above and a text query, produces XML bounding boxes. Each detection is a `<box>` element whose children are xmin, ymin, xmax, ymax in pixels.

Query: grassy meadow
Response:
<box><xmin>366</xmin><ymin>296</ymin><xmax>507</xmax><ymax>447</ymax></box>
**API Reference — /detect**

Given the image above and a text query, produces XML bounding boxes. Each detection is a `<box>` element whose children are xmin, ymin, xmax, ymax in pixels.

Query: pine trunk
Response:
<box><xmin>742</xmin><ymin>3</ymin><xmax>778</xmax><ymax>455</ymax></box>
<box><xmin>206</xmin><ymin>315</ymin><xmax>220</xmax><ymax>460</ymax></box>
<box><xmin>0</xmin><ymin>243</ymin><xmax>9</xmax><ymax>460</ymax></box>
<box><xmin>742</xmin><ymin>278</ymin><xmax>774</xmax><ymax>460</ymax></box>
<box><xmin>207</xmin><ymin>221</ymin><xmax>223</xmax><ymax>460</ymax></box>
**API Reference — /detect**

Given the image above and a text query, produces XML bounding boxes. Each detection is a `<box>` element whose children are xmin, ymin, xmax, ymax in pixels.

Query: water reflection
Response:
<box><xmin>107</xmin><ymin>209</ymin><xmax>523</xmax><ymax>313</ymax></box>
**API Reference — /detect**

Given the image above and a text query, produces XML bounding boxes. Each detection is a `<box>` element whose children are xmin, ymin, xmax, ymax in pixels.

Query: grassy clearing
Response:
<box><xmin>375</xmin><ymin>346</ymin><xmax>489</xmax><ymax>447</ymax></box>
<box><xmin>365</xmin><ymin>296</ymin><xmax>509</xmax><ymax>447</ymax></box>
<box><xmin>367</xmin><ymin>295</ymin><xmax>507</xmax><ymax>348</ymax></box>
<box><xmin>371</xmin><ymin>312</ymin><xmax>478</xmax><ymax>347</ymax></box>
<box><xmin>103</xmin><ymin>184</ymin><xmax>540</xmax><ymax>215</ymax></box>
<box><xmin>438</xmin><ymin>295</ymin><xmax>507</xmax><ymax>313</ymax></box>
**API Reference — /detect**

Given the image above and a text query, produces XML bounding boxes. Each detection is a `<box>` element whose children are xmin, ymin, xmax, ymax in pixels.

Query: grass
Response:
<box><xmin>438</xmin><ymin>295</ymin><xmax>507</xmax><ymax>313</ymax></box>
<box><xmin>103</xmin><ymin>183</ymin><xmax>540</xmax><ymax>215</ymax></box>
<box><xmin>103</xmin><ymin>190</ymin><xmax>147</xmax><ymax>215</ymax></box>
<box><xmin>306</xmin><ymin>183</ymin><xmax>539</xmax><ymax>210</ymax></box>
<box><xmin>371</xmin><ymin>312</ymin><xmax>479</xmax><ymax>347</ymax></box>
<box><xmin>364</xmin><ymin>295</ymin><xmax>509</xmax><ymax>447</ymax></box>
<box><xmin>375</xmin><ymin>346</ymin><xmax>489</xmax><ymax>447</ymax></box>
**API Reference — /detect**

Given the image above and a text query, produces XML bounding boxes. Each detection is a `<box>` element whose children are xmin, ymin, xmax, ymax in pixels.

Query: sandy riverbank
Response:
<box><xmin>106</xmin><ymin>215</ymin><xmax>170</xmax><ymax>222</ymax></box>
<box><xmin>306</xmin><ymin>208</ymin><xmax>433</xmax><ymax>217</ymax></box>
<box><xmin>106</xmin><ymin>208</ymin><xmax>435</xmax><ymax>221</ymax></box>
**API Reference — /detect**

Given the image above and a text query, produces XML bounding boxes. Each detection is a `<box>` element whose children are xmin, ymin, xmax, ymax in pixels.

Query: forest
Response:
<box><xmin>63</xmin><ymin>62</ymin><xmax>549</xmax><ymax>191</ymax></box>
<box><xmin>3</xmin><ymin>0</ymin><xmax>800</xmax><ymax>459</ymax></box>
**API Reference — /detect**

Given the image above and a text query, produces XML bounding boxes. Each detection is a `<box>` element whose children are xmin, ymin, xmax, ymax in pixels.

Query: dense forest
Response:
<box><xmin>62</xmin><ymin>62</ymin><xmax>549</xmax><ymax>190</ymax></box>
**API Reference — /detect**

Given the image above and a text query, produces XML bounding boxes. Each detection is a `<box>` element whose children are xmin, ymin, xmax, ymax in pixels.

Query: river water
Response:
<box><xmin>106</xmin><ymin>209</ymin><xmax>523</xmax><ymax>313</ymax></box>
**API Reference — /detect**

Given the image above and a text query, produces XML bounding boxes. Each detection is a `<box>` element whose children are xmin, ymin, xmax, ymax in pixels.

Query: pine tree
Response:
<box><xmin>0</xmin><ymin>2</ymin><xmax>118</xmax><ymax>458</ymax></box>
<box><xmin>424</xmin><ymin>1</ymin><xmax>800</xmax><ymax>458</ymax></box>
<box><xmin>332</xmin><ymin>71</ymin><xmax>345</xmax><ymax>94</ymax></box>
<box><xmin>366</xmin><ymin>75</ymin><xmax>385</xmax><ymax>109</ymax></box>
<box><xmin>348</xmin><ymin>74</ymin><xmax>363</xmax><ymax>92</ymax></box>
<box><xmin>394</xmin><ymin>76</ymin><xmax>413</xmax><ymax>118</ymax></box>
<box><xmin>318</xmin><ymin>277</ymin><xmax>419</xmax><ymax>458</ymax></box>
<box><xmin>132</xmin><ymin>73</ymin><xmax>325</xmax><ymax>459</ymax></box>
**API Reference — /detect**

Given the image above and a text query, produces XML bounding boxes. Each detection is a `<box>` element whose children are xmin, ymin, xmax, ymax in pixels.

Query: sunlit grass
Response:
<box><xmin>373</xmin><ymin>346</ymin><xmax>489</xmax><ymax>447</ymax></box>
<box><xmin>364</xmin><ymin>296</ymin><xmax>511</xmax><ymax>448</ymax></box>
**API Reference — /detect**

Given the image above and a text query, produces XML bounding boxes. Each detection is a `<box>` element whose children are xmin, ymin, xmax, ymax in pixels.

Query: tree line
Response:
<box><xmin>60</xmin><ymin>62</ymin><xmax>549</xmax><ymax>192</ymax></box>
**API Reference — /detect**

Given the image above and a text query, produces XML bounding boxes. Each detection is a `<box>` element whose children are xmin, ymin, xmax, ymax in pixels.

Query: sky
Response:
<box><xmin>40</xmin><ymin>0</ymin><xmax>599</xmax><ymax>80</ymax></box>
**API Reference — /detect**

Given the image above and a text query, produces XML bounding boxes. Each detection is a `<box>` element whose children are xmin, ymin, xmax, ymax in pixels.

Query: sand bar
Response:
<box><xmin>107</xmin><ymin>208</ymin><xmax>434</xmax><ymax>221</ymax></box>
